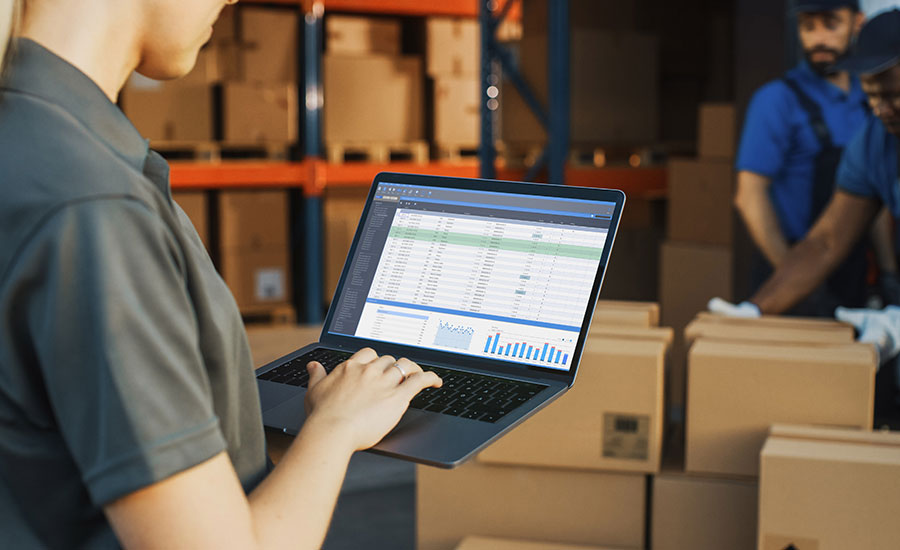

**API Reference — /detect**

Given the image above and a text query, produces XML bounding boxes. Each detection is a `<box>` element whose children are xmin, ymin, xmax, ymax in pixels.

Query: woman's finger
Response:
<box><xmin>399</xmin><ymin>371</ymin><xmax>443</xmax><ymax>400</ymax></box>
<box><xmin>306</xmin><ymin>361</ymin><xmax>327</xmax><ymax>389</ymax></box>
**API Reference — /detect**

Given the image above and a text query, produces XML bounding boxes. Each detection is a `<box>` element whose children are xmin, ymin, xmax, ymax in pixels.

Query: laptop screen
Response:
<box><xmin>325</xmin><ymin>180</ymin><xmax>617</xmax><ymax>373</ymax></box>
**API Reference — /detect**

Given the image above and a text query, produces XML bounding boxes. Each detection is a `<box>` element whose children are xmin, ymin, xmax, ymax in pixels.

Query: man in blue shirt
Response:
<box><xmin>734</xmin><ymin>0</ymin><xmax>897</xmax><ymax>315</ymax></box>
<box><xmin>713</xmin><ymin>9</ymin><xmax>900</xmax><ymax>421</ymax></box>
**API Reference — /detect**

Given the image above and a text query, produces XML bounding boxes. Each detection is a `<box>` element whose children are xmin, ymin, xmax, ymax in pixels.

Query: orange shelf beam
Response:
<box><xmin>241</xmin><ymin>0</ymin><xmax>519</xmax><ymax>19</ymax></box>
<box><xmin>169</xmin><ymin>161</ymin><xmax>666</xmax><ymax>198</ymax></box>
<box><xmin>169</xmin><ymin>161</ymin><xmax>308</xmax><ymax>190</ymax></box>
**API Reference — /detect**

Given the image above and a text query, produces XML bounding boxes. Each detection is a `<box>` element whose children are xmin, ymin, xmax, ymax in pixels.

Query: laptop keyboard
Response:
<box><xmin>256</xmin><ymin>349</ymin><xmax>548</xmax><ymax>423</ymax></box>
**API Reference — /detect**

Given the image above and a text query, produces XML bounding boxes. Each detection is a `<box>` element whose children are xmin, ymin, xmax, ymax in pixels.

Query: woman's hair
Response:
<box><xmin>0</xmin><ymin>0</ymin><xmax>22</xmax><ymax>77</ymax></box>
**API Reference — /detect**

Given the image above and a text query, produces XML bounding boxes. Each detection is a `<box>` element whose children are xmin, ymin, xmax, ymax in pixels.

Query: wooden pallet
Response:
<box><xmin>435</xmin><ymin>144</ymin><xmax>480</xmax><ymax>163</ymax></box>
<box><xmin>568</xmin><ymin>145</ymin><xmax>657</xmax><ymax>168</ymax></box>
<box><xmin>151</xmin><ymin>141</ymin><xmax>293</xmax><ymax>162</ymax></box>
<box><xmin>496</xmin><ymin>141</ymin><xmax>544</xmax><ymax>169</ymax></box>
<box><xmin>326</xmin><ymin>141</ymin><xmax>429</xmax><ymax>164</ymax></box>
<box><xmin>498</xmin><ymin>142</ymin><xmax>658</xmax><ymax>169</ymax></box>
<box><xmin>240</xmin><ymin>303</ymin><xmax>297</xmax><ymax>325</ymax></box>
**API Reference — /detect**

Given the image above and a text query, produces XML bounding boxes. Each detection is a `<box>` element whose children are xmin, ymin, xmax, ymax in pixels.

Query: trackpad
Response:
<box><xmin>262</xmin><ymin>394</ymin><xmax>308</xmax><ymax>434</ymax></box>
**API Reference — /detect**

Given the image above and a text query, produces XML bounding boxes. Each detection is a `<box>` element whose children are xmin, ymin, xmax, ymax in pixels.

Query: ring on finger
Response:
<box><xmin>391</xmin><ymin>361</ymin><xmax>408</xmax><ymax>382</ymax></box>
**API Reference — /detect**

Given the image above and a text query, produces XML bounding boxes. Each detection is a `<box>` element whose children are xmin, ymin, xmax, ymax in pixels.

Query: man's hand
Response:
<box><xmin>707</xmin><ymin>297</ymin><xmax>762</xmax><ymax>318</ymax></box>
<box><xmin>835</xmin><ymin>306</ymin><xmax>900</xmax><ymax>365</ymax></box>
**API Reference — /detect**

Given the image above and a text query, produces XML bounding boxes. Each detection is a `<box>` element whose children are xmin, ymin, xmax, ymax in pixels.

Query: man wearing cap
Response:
<box><xmin>712</xmin><ymin>9</ymin><xmax>900</xmax><ymax>420</ymax></box>
<box><xmin>733</xmin><ymin>0</ymin><xmax>897</xmax><ymax>317</ymax></box>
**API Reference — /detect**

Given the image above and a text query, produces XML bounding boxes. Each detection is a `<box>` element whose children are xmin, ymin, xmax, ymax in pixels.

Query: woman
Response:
<box><xmin>0</xmin><ymin>1</ymin><xmax>441</xmax><ymax>548</ymax></box>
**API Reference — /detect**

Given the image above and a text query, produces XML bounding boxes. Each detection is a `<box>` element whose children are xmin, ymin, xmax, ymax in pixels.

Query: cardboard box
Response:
<box><xmin>220</xmin><ymin>246</ymin><xmax>291</xmax><ymax>309</ymax></box>
<box><xmin>427</xmin><ymin>17</ymin><xmax>480</xmax><ymax>77</ymax></box>
<box><xmin>223</xmin><ymin>82</ymin><xmax>298</xmax><ymax>143</ymax></box>
<box><xmin>456</xmin><ymin>536</ymin><xmax>622</xmax><ymax>550</ymax></box>
<box><xmin>478</xmin><ymin>335</ymin><xmax>666</xmax><ymax>473</ymax></box>
<box><xmin>666</xmin><ymin>159</ymin><xmax>734</xmax><ymax>246</ymax></box>
<box><xmin>686</xmin><ymin>339</ymin><xmax>876</xmax><ymax>477</ymax></box>
<box><xmin>698</xmin><ymin>103</ymin><xmax>736</xmax><ymax>159</ymax></box>
<box><xmin>759</xmin><ymin>425</ymin><xmax>900</xmax><ymax>550</ymax></box>
<box><xmin>121</xmin><ymin>78</ymin><xmax>214</xmax><ymax>142</ymax></box>
<box><xmin>434</xmin><ymin>77</ymin><xmax>480</xmax><ymax>147</ymax></box>
<box><xmin>660</xmin><ymin>241</ymin><xmax>732</xmax><ymax>412</ymax></box>
<box><xmin>172</xmin><ymin>191</ymin><xmax>209</xmax><ymax>248</ymax></box>
<box><xmin>324</xmin><ymin>55</ymin><xmax>424</xmax><ymax>143</ymax></box>
<box><xmin>599</xmin><ymin>224</ymin><xmax>663</xmax><ymax>302</ymax></box>
<box><xmin>179</xmin><ymin>42</ymin><xmax>242</xmax><ymax>85</ymax></box>
<box><xmin>652</xmin><ymin>473</ymin><xmax>758</xmax><ymax>550</ymax></box>
<box><xmin>685</xmin><ymin>314</ymin><xmax>856</xmax><ymax>346</ymax></box>
<box><xmin>219</xmin><ymin>190</ymin><xmax>289</xmax><ymax>249</ymax></box>
<box><xmin>417</xmin><ymin>460</ymin><xmax>646</xmax><ymax>550</ymax></box>
<box><xmin>326</xmin><ymin>15</ymin><xmax>400</xmax><ymax>55</ymax></box>
<box><xmin>593</xmin><ymin>300</ymin><xmax>660</xmax><ymax>328</ymax></box>
<box><xmin>240</xmin><ymin>6</ymin><xmax>298</xmax><ymax>83</ymax></box>
<box><xmin>588</xmin><ymin>325</ymin><xmax>674</xmax><ymax>346</ymax></box>
<box><xmin>502</xmin><ymin>30</ymin><xmax>658</xmax><ymax>146</ymax></box>
<box><xmin>323</xmin><ymin>185</ymin><xmax>369</xmax><ymax>301</ymax></box>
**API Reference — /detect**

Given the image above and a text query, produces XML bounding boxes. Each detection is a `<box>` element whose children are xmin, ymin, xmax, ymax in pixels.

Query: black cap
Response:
<box><xmin>834</xmin><ymin>9</ymin><xmax>900</xmax><ymax>75</ymax></box>
<box><xmin>790</xmin><ymin>0</ymin><xmax>860</xmax><ymax>13</ymax></box>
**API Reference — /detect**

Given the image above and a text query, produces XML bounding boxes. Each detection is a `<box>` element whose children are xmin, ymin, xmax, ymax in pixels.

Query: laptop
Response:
<box><xmin>256</xmin><ymin>172</ymin><xmax>625</xmax><ymax>468</ymax></box>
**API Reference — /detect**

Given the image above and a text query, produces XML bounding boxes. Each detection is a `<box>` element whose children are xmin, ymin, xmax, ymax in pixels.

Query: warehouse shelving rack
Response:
<box><xmin>169</xmin><ymin>0</ymin><xmax>666</xmax><ymax>322</ymax></box>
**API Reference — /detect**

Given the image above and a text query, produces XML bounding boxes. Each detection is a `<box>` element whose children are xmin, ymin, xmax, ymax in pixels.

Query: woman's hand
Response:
<box><xmin>303</xmin><ymin>348</ymin><xmax>442</xmax><ymax>452</ymax></box>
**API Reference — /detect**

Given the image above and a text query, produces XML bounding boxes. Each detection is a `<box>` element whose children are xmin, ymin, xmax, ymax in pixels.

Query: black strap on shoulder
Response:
<box><xmin>782</xmin><ymin>77</ymin><xmax>834</xmax><ymax>148</ymax></box>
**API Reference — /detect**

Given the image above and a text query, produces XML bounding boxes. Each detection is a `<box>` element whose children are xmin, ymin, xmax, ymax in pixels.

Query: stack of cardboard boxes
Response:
<box><xmin>427</xmin><ymin>18</ymin><xmax>481</xmax><ymax>157</ymax></box>
<box><xmin>501</xmin><ymin>0</ymin><xmax>658</xmax><ymax>151</ymax></box>
<box><xmin>122</xmin><ymin>5</ymin><xmax>298</xmax><ymax>145</ymax></box>
<box><xmin>758</xmin><ymin>424</ymin><xmax>900</xmax><ymax>548</ymax></box>
<box><xmin>218</xmin><ymin>190</ymin><xmax>292</xmax><ymax>313</ymax></box>
<box><xmin>417</xmin><ymin>301</ymin><xmax>667</xmax><ymax>550</ymax></box>
<box><xmin>659</xmin><ymin>102</ymin><xmax>737</xmax><ymax>418</ymax></box>
<box><xmin>648</xmin><ymin>313</ymin><xmax>877</xmax><ymax>549</ymax></box>
<box><xmin>324</xmin><ymin>15</ymin><xmax>424</xmax><ymax>155</ymax></box>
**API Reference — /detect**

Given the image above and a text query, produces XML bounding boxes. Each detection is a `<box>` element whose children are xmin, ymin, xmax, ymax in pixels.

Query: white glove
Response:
<box><xmin>707</xmin><ymin>297</ymin><xmax>761</xmax><ymax>318</ymax></box>
<box><xmin>835</xmin><ymin>306</ymin><xmax>900</xmax><ymax>365</ymax></box>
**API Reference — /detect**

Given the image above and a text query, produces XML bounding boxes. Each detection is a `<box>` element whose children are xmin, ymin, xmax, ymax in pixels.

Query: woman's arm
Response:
<box><xmin>104</xmin><ymin>349</ymin><xmax>440</xmax><ymax>550</ymax></box>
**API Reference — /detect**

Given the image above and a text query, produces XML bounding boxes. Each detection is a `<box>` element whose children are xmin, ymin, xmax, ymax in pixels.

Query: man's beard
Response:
<box><xmin>804</xmin><ymin>46</ymin><xmax>846</xmax><ymax>77</ymax></box>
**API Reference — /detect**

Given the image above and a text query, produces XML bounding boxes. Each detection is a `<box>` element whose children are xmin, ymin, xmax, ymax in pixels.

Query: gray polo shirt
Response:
<box><xmin>0</xmin><ymin>39</ymin><xmax>267</xmax><ymax>547</ymax></box>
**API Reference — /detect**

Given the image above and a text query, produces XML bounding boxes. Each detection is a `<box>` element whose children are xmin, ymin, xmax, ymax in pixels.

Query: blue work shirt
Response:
<box><xmin>836</xmin><ymin>115</ymin><xmax>899</xmax><ymax>214</ymax></box>
<box><xmin>736</xmin><ymin>62</ymin><xmax>870</xmax><ymax>241</ymax></box>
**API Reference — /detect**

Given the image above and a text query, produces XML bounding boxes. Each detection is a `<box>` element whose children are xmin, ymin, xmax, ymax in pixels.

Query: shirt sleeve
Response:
<box><xmin>22</xmin><ymin>196</ymin><xmax>227</xmax><ymax>507</ymax></box>
<box><xmin>836</xmin><ymin>118</ymin><xmax>879</xmax><ymax>199</ymax></box>
<box><xmin>735</xmin><ymin>82</ymin><xmax>795</xmax><ymax>178</ymax></box>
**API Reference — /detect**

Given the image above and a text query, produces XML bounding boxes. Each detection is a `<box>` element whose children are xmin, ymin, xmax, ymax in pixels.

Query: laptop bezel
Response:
<box><xmin>317</xmin><ymin>172</ymin><xmax>625</xmax><ymax>387</ymax></box>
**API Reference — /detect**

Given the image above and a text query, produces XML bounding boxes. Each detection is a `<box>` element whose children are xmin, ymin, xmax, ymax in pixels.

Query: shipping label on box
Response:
<box><xmin>602</xmin><ymin>412</ymin><xmax>650</xmax><ymax>461</ymax></box>
<box><xmin>255</xmin><ymin>268</ymin><xmax>286</xmax><ymax>301</ymax></box>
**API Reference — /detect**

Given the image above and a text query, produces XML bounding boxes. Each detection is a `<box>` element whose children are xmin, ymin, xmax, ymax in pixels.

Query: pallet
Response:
<box><xmin>240</xmin><ymin>304</ymin><xmax>297</xmax><ymax>325</ymax></box>
<box><xmin>496</xmin><ymin>141</ymin><xmax>545</xmax><ymax>169</ymax></box>
<box><xmin>498</xmin><ymin>141</ymin><xmax>659</xmax><ymax>169</ymax></box>
<box><xmin>326</xmin><ymin>141</ymin><xmax>429</xmax><ymax>164</ymax></box>
<box><xmin>151</xmin><ymin>141</ymin><xmax>293</xmax><ymax>162</ymax></box>
<box><xmin>568</xmin><ymin>145</ymin><xmax>657</xmax><ymax>168</ymax></box>
<box><xmin>435</xmin><ymin>144</ymin><xmax>480</xmax><ymax>163</ymax></box>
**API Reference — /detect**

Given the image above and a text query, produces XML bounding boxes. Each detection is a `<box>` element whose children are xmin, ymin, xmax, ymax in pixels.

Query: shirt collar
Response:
<box><xmin>2</xmin><ymin>38</ymin><xmax>150</xmax><ymax>172</ymax></box>
<box><xmin>795</xmin><ymin>60</ymin><xmax>866</xmax><ymax>103</ymax></box>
